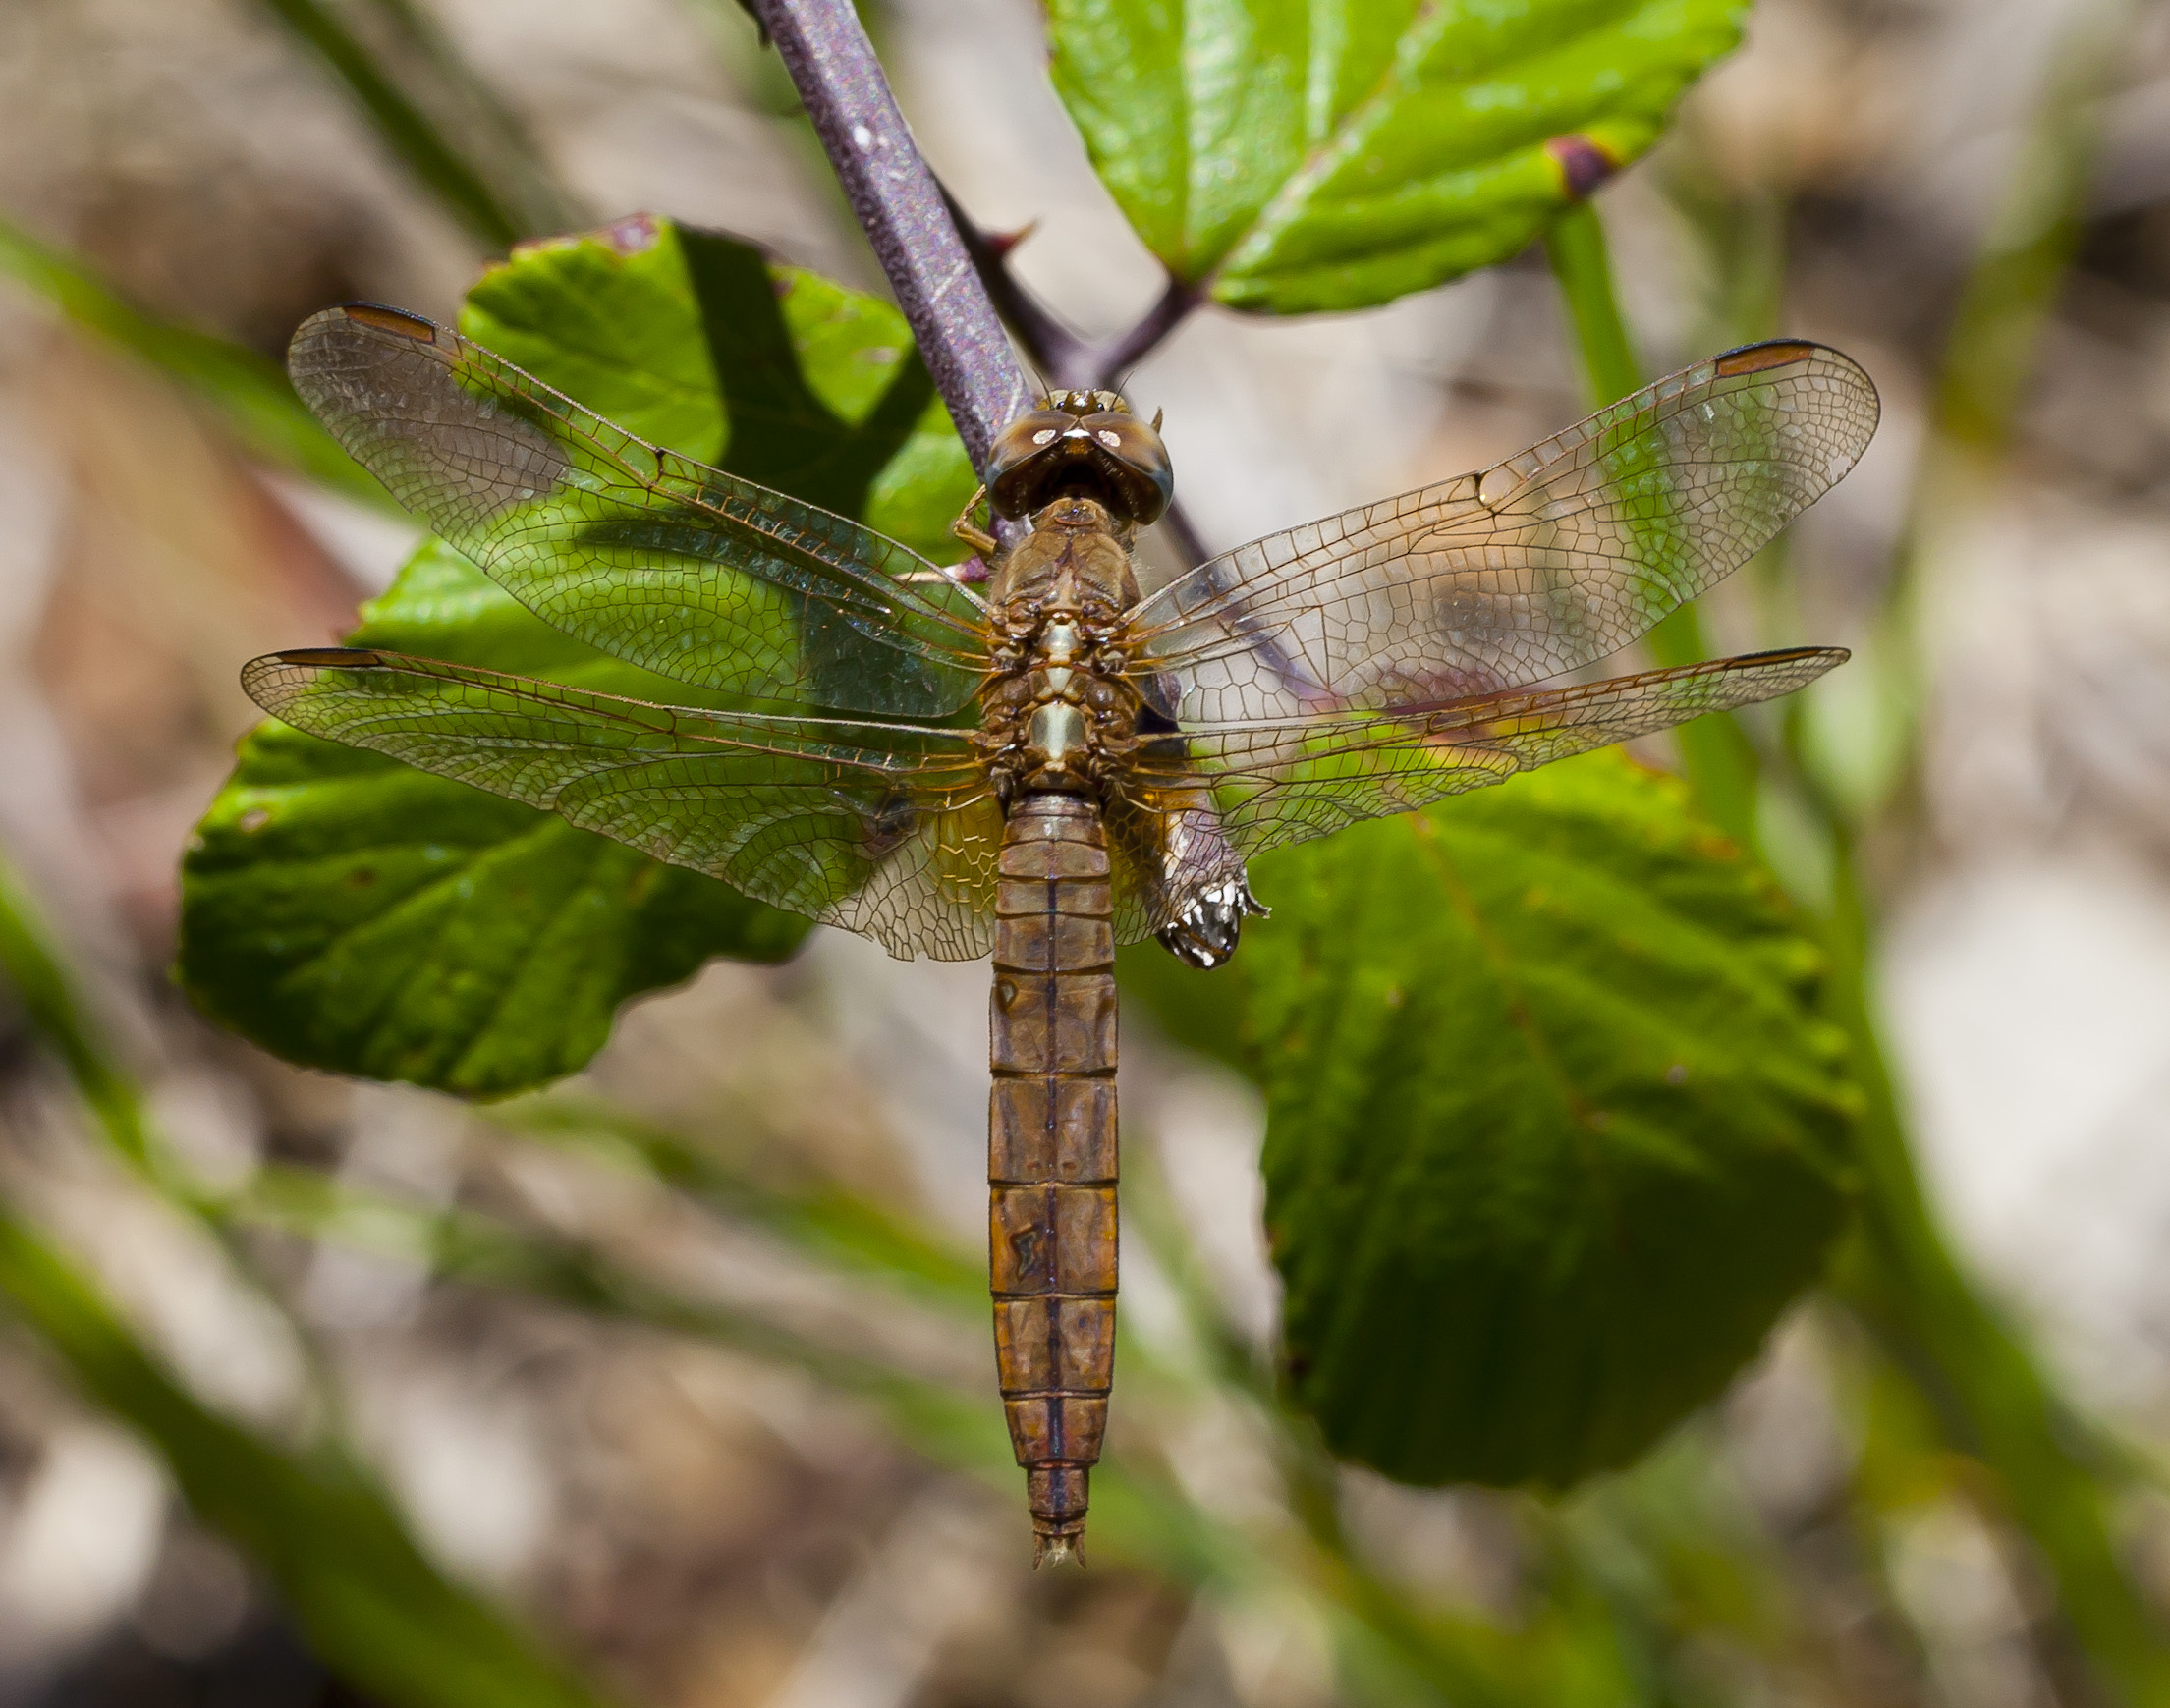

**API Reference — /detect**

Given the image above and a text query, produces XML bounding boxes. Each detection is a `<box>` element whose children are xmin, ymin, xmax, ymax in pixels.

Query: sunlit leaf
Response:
<box><xmin>1046</xmin><ymin>0</ymin><xmax>1747</xmax><ymax>313</ymax></box>
<box><xmin>458</xmin><ymin>216</ymin><xmax>976</xmax><ymax>562</ymax></box>
<box><xmin>180</xmin><ymin>539</ymin><xmax>811</xmax><ymax>1097</ymax></box>
<box><xmin>1181</xmin><ymin>751</ymin><xmax>1856</xmax><ymax>1485</ymax></box>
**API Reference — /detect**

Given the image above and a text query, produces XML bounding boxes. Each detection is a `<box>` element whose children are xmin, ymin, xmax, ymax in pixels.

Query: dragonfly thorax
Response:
<box><xmin>976</xmin><ymin>504</ymin><xmax>1147</xmax><ymax>804</ymax></box>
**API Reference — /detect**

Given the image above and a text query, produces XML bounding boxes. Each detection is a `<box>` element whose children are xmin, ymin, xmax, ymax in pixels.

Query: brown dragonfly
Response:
<box><xmin>247</xmin><ymin>303</ymin><xmax>1877</xmax><ymax>1564</ymax></box>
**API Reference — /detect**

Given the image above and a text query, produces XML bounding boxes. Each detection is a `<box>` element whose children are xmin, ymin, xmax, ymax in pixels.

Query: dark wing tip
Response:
<box><xmin>1713</xmin><ymin>339</ymin><xmax>1824</xmax><ymax>377</ymax></box>
<box><xmin>288</xmin><ymin>303</ymin><xmax>445</xmax><ymax>374</ymax></box>
<box><xmin>1731</xmin><ymin>644</ymin><xmax>1851</xmax><ymax>668</ymax></box>
<box><xmin>271</xmin><ymin>647</ymin><xmax>384</xmax><ymax>667</ymax></box>
<box><xmin>1711</xmin><ymin>341</ymin><xmax>1881</xmax><ymax>477</ymax></box>
<box><xmin>334</xmin><ymin>302</ymin><xmax>440</xmax><ymax>341</ymax></box>
<box><xmin>1713</xmin><ymin>339</ymin><xmax>1880</xmax><ymax>418</ymax></box>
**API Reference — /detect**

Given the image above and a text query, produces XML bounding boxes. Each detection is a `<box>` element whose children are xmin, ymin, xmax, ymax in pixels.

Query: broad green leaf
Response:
<box><xmin>282</xmin><ymin>285</ymin><xmax>984</xmax><ymax>716</ymax></box>
<box><xmin>459</xmin><ymin>216</ymin><xmax>976</xmax><ymax>562</ymax></box>
<box><xmin>181</xmin><ymin>217</ymin><xmax>977</xmax><ymax>1095</ymax></box>
<box><xmin>1046</xmin><ymin>0</ymin><xmax>1747</xmax><ymax>313</ymax></box>
<box><xmin>1238</xmin><ymin>750</ymin><xmax>1855</xmax><ymax>1486</ymax></box>
<box><xmin>0</xmin><ymin>1203</ymin><xmax>609</xmax><ymax>1708</ymax></box>
<box><xmin>179</xmin><ymin>629</ymin><xmax>810</xmax><ymax>1095</ymax></box>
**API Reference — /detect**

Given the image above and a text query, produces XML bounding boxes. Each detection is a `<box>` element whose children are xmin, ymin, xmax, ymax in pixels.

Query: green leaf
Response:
<box><xmin>181</xmin><ymin>217</ymin><xmax>978</xmax><ymax>1095</ymax></box>
<box><xmin>458</xmin><ymin>217</ymin><xmax>976</xmax><ymax>563</ymax></box>
<box><xmin>1045</xmin><ymin>0</ymin><xmax>1747</xmax><ymax>313</ymax></box>
<box><xmin>0</xmin><ymin>1203</ymin><xmax>610</xmax><ymax>1708</ymax></box>
<box><xmin>179</xmin><ymin>680</ymin><xmax>809</xmax><ymax>1098</ymax></box>
<box><xmin>1245</xmin><ymin>750</ymin><xmax>1856</xmax><ymax>1486</ymax></box>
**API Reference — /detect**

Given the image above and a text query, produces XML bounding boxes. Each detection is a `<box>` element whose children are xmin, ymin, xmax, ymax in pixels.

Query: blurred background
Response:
<box><xmin>4</xmin><ymin>0</ymin><xmax>2170</xmax><ymax>1702</ymax></box>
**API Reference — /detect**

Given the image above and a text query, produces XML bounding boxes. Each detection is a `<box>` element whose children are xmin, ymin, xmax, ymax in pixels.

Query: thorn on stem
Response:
<box><xmin>730</xmin><ymin>0</ymin><xmax>770</xmax><ymax>47</ymax></box>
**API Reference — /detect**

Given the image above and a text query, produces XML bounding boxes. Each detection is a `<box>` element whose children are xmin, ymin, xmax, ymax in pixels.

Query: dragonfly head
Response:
<box><xmin>988</xmin><ymin>391</ymin><xmax>1173</xmax><ymax>526</ymax></box>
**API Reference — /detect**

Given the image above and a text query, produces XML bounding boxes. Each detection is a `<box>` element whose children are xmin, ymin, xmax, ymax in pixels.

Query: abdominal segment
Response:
<box><xmin>988</xmin><ymin>793</ymin><xmax>1118</xmax><ymax>1565</ymax></box>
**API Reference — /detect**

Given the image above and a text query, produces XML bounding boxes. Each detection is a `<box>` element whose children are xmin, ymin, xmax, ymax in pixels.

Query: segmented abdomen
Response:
<box><xmin>988</xmin><ymin>792</ymin><xmax>1117</xmax><ymax>1565</ymax></box>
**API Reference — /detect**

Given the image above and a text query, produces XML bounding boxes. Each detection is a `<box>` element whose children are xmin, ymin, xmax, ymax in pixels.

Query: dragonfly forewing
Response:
<box><xmin>1129</xmin><ymin>342</ymin><xmax>1877</xmax><ymax>725</ymax></box>
<box><xmin>288</xmin><ymin>305</ymin><xmax>993</xmax><ymax>718</ymax></box>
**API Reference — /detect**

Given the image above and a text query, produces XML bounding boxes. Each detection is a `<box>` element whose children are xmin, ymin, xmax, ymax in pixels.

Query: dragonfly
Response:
<box><xmin>247</xmin><ymin>302</ymin><xmax>1878</xmax><ymax>1564</ymax></box>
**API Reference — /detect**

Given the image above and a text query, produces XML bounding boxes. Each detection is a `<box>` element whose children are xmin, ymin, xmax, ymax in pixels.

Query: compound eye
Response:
<box><xmin>986</xmin><ymin>409</ymin><xmax>1076</xmax><ymax>518</ymax></box>
<box><xmin>1084</xmin><ymin>413</ymin><xmax>1157</xmax><ymax>459</ymax></box>
<box><xmin>1083</xmin><ymin>412</ymin><xmax>1174</xmax><ymax>523</ymax></box>
<box><xmin>991</xmin><ymin>410</ymin><xmax>1073</xmax><ymax>468</ymax></box>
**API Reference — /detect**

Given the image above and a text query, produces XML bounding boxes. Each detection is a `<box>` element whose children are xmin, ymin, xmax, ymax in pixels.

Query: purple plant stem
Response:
<box><xmin>748</xmin><ymin>0</ymin><xmax>1034</xmax><ymax>477</ymax></box>
<box><xmin>1093</xmin><ymin>276</ymin><xmax>1202</xmax><ymax>391</ymax></box>
<box><xmin>940</xmin><ymin>185</ymin><xmax>1202</xmax><ymax>396</ymax></box>
<box><xmin>751</xmin><ymin>0</ymin><xmax>1210</xmax><ymax>565</ymax></box>
<box><xmin>937</xmin><ymin>183</ymin><xmax>1091</xmax><ymax>389</ymax></box>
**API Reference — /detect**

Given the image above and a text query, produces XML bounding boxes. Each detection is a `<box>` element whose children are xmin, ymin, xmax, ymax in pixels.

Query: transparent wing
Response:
<box><xmin>1104</xmin><ymin>648</ymin><xmax>1845</xmax><ymax>940</ymax></box>
<box><xmin>243</xmin><ymin>647</ymin><xmax>1002</xmax><ymax>961</ymax></box>
<box><xmin>288</xmin><ymin>304</ymin><xmax>991</xmax><ymax>717</ymax></box>
<box><xmin>1130</xmin><ymin>343</ymin><xmax>1877</xmax><ymax>722</ymax></box>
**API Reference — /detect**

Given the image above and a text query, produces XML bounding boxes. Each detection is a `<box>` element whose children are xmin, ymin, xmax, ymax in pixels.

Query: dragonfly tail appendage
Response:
<box><xmin>989</xmin><ymin>794</ymin><xmax>1119</xmax><ymax>1567</ymax></box>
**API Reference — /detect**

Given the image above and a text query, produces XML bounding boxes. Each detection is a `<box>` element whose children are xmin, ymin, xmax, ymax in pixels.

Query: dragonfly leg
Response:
<box><xmin>950</xmin><ymin>483</ymin><xmax>999</xmax><ymax>557</ymax></box>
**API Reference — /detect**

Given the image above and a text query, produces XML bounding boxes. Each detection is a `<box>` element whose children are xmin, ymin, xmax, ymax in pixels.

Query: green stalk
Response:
<box><xmin>1820</xmin><ymin>825</ymin><xmax>2170</xmax><ymax>1702</ymax></box>
<box><xmin>491</xmin><ymin>1094</ymin><xmax>986</xmax><ymax>1312</ymax></box>
<box><xmin>1547</xmin><ymin>81</ymin><xmax>2170</xmax><ymax>1692</ymax></box>
<box><xmin>358</xmin><ymin>0</ymin><xmax>587</xmax><ymax>238</ymax></box>
<box><xmin>0</xmin><ymin>859</ymin><xmax>154</xmax><ymax>1173</ymax></box>
<box><xmin>251</xmin><ymin>0</ymin><xmax>531</xmax><ymax>251</ymax></box>
<box><xmin>1818</xmin><ymin>2</ymin><xmax>2170</xmax><ymax>1694</ymax></box>
<box><xmin>1543</xmin><ymin>198</ymin><xmax>1761</xmax><ymax>849</ymax></box>
<box><xmin>1851</xmin><ymin>0</ymin><xmax>2125</xmax><ymax>808</ymax></box>
<box><xmin>0</xmin><ymin>215</ymin><xmax>390</xmax><ymax>508</ymax></box>
<box><xmin>0</xmin><ymin>1202</ymin><xmax>611</xmax><ymax>1708</ymax></box>
<box><xmin>0</xmin><ymin>852</ymin><xmax>620</xmax><ymax>1706</ymax></box>
<box><xmin>1544</xmin><ymin>199</ymin><xmax>1641</xmax><ymax>408</ymax></box>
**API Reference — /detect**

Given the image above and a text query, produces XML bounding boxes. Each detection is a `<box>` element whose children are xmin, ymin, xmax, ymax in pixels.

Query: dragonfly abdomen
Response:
<box><xmin>989</xmin><ymin>792</ymin><xmax>1118</xmax><ymax>1566</ymax></box>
